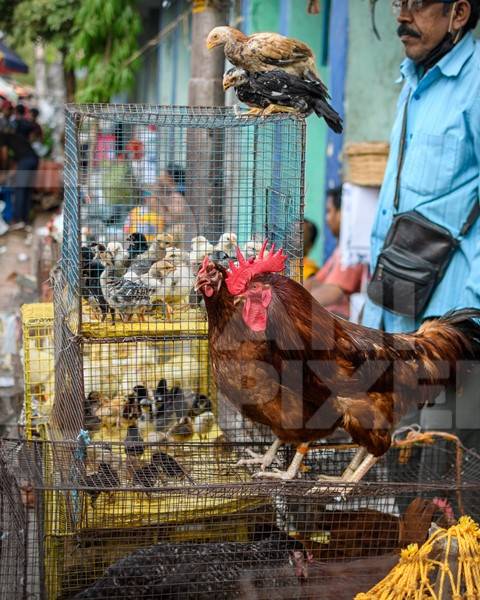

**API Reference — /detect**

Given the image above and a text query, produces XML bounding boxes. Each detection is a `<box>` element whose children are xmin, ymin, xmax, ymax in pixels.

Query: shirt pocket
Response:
<box><xmin>402</xmin><ymin>132</ymin><xmax>459</xmax><ymax>197</ymax></box>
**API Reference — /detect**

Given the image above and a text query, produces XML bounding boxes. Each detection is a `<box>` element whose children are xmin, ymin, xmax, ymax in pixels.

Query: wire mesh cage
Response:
<box><xmin>52</xmin><ymin>262</ymin><xmax>274</xmax><ymax>445</ymax></box>
<box><xmin>0</xmin><ymin>452</ymin><xmax>27</xmax><ymax>600</ymax></box>
<box><xmin>63</xmin><ymin>105</ymin><xmax>305</xmax><ymax>339</ymax></box>
<box><xmin>2</xmin><ymin>437</ymin><xmax>480</xmax><ymax>600</ymax></box>
<box><xmin>21</xmin><ymin>303</ymin><xmax>55</xmax><ymax>440</ymax></box>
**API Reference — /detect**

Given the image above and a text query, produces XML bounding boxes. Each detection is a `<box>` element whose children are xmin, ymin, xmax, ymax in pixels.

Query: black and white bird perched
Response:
<box><xmin>223</xmin><ymin>67</ymin><xmax>343</xmax><ymax>133</ymax></box>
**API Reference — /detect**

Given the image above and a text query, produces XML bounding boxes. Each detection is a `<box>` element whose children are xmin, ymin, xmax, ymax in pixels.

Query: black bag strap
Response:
<box><xmin>394</xmin><ymin>88</ymin><xmax>480</xmax><ymax>237</ymax></box>
<box><xmin>393</xmin><ymin>90</ymin><xmax>411</xmax><ymax>211</ymax></box>
<box><xmin>460</xmin><ymin>201</ymin><xmax>480</xmax><ymax>237</ymax></box>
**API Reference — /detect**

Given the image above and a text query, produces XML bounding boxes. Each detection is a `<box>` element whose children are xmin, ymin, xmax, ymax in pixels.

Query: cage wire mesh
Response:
<box><xmin>63</xmin><ymin>105</ymin><xmax>304</xmax><ymax>338</ymax></box>
<box><xmin>54</xmin><ymin>104</ymin><xmax>303</xmax><ymax>445</ymax></box>
<box><xmin>21</xmin><ymin>303</ymin><xmax>55</xmax><ymax>440</ymax></box>
<box><xmin>2</xmin><ymin>437</ymin><xmax>480</xmax><ymax>599</ymax></box>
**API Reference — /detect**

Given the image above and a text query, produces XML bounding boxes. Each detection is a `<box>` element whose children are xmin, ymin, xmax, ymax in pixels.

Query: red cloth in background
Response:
<box><xmin>315</xmin><ymin>247</ymin><xmax>364</xmax><ymax>318</ymax></box>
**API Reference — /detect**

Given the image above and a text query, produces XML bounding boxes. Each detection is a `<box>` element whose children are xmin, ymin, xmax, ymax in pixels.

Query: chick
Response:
<box><xmin>190</xmin><ymin>393</ymin><xmax>212</xmax><ymax>417</ymax></box>
<box><xmin>166</xmin><ymin>416</ymin><xmax>194</xmax><ymax>441</ymax></box>
<box><xmin>164</xmin><ymin>246</ymin><xmax>190</xmax><ymax>267</ymax></box>
<box><xmin>106</xmin><ymin>241</ymin><xmax>130</xmax><ymax>275</ymax></box>
<box><xmin>193</xmin><ymin>411</ymin><xmax>216</xmax><ymax>441</ymax></box>
<box><xmin>214</xmin><ymin>232</ymin><xmax>238</xmax><ymax>258</ymax></box>
<box><xmin>189</xmin><ymin>236</ymin><xmax>214</xmax><ymax>269</ymax></box>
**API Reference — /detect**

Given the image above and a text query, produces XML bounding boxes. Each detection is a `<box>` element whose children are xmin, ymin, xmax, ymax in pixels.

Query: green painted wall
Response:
<box><xmin>345</xmin><ymin>0</ymin><xmax>403</xmax><ymax>143</ymax></box>
<box><xmin>249</xmin><ymin>0</ymin><xmax>330</xmax><ymax>264</ymax></box>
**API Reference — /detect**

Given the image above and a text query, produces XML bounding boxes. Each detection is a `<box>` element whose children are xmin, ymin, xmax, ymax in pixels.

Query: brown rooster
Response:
<box><xmin>195</xmin><ymin>241</ymin><xmax>480</xmax><ymax>484</ymax></box>
<box><xmin>206</xmin><ymin>26</ymin><xmax>320</xmax><ymax>82</ymax></box>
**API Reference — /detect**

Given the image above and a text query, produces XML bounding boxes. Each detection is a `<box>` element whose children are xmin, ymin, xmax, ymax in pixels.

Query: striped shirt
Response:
<box><xmin>363</xmin><ymin>32</ymin><xmax>480</xmax><ymax>333</ymax></box>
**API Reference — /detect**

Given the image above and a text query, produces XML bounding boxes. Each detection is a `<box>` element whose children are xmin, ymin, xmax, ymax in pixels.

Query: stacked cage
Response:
<box><xmin>4</xmin><ymin>437</ymin><xmax>480</xmax><ymax>599</ymax></box>
<box><xmin>53</xmin><ymin>105</ymin><xmax>304</xmax><ymax>445</ymax></box>
<box><xmin>21</xmin><ymin>303</ymin><xmax>55</xmax><ymax>440</ymax></box>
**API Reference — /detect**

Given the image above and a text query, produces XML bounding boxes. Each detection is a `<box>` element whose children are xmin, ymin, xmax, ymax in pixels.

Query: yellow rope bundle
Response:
<box><xmin>355</xmin><ymin>516</ymin><xmax>480</xmax><ymax>599</ymax></box>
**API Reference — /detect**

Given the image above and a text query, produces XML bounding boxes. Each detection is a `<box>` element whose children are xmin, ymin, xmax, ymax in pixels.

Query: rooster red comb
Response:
<box><xmin>226</xmin><ymin>240</ymin><xmax>287</xmax><ymax>295</ymax></box>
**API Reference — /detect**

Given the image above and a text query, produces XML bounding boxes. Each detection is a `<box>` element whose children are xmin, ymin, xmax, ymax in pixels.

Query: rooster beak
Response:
<box><xmin>206</xmin><ymin>38</ymin><xmax>217</xmax><ymax>50</ymax></box>
<box><xmin>223</xmin><ymin>78</ymin><xmax>233</xmax><ymax>91</ymax></box>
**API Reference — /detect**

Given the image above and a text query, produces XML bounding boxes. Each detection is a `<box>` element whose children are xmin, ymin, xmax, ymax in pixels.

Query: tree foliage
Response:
<box><xmin>69</xmin><ymin>0</ymin><xmax>142</xmax><ymax>103</ymax></box>
<box><xmin>0</xmin><ymin>0</ymin><xmax>142</xmax><ymax>103</ymax></box>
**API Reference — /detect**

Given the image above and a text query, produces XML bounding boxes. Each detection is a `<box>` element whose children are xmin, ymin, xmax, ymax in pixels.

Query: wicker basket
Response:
<box><xmin>344</xmin><ymin>142</ymin><xmax>390</xmax><ymax>187</ymax></box>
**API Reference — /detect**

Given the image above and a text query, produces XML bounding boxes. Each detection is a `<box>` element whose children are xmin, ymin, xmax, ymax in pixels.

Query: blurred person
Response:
<box><xmin>303</xmin><ymin>219</ymin><xmax>319</xmax><ymax>279</ymax></box>
<box><xmin>304</xmin><ymin>187</ymin><xmax>363</xmax><ymax>319</ymax></box>
<box><xmin>123</xmin><ymin>188</ymin><xmax>166</xmax><ymax>242</ymax></box>
<box><xmin>12</xmin><ymin>104</ymin><xmax>34</xmax><ymax>140</ymax></box>
<box><xmin>0</xmin><ymin>122</ymin><xmax>38</xmax><ymax>229</ymax></box>
<box><xmin>29</xmin><ymin>108</ymin><xmax>43</xmax><ymax>141</ymax></box>
<box><xmin>157</xmin><ymin>166</ymin><xmax>192</xmax><ymax>243</ymax></box>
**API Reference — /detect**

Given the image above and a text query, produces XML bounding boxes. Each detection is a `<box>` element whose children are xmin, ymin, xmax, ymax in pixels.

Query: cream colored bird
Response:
<box><xmin>189</xmin><ymin>236</ymin><xmax>214</xmax><ymax>269</ymax></box>
<box><xmin>214</xmin><ymin>232</ymin><xmax>238</xmax><ymax>258</ymax></box>
<box><xmin>206</xmin><ymin>26</ymin><xmax>320</xmax><ymax>81</ymax></box>
<box><xmin>164</xmin><ymin>246</ymin><xmax>190</xmax><ymax>267</ymax></box>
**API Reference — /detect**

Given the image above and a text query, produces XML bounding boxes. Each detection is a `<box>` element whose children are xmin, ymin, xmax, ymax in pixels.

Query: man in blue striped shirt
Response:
<box><xmin>363</xmin><ymin>0</ymin><xmax>480</xmax><ymax>444</ymax></box>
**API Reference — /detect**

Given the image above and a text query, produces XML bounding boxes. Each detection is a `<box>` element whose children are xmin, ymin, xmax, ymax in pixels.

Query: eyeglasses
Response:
<box><xmin>391</xmin><ymin>0</ymin><xmax>448</xmax><ymax>16</ymax></box>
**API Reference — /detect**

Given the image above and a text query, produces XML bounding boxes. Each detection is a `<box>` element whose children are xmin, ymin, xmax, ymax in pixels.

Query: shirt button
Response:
<box><xmin>413</xmin><ymin>93</ymin><xmax>420</xmax><ymax>100</ymax></box>
<box><xmin>382</xmin><ymin>209</ymin><xmax>387</xmax><ymax>215</ymax></box>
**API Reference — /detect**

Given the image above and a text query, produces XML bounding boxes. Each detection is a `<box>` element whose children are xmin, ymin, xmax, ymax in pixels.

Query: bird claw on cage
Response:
<box><xmin>251</xmin><ymin>468</ymin><xmax>297</xmax><ymax>481</ymax></box>
<box><xmin>235</xmin><ymin>447</ymin><xmax>281</xmax><ymax>470</ymax></box>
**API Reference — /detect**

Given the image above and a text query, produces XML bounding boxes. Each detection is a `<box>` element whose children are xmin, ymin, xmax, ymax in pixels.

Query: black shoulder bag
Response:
<box><xmin>367</xmin><ymin>92</ymin><xmax>480</xmax><ymax>318</ymax></box>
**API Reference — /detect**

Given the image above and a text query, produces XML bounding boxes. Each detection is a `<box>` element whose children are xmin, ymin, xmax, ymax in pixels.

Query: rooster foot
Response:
<box><xmin>262</xmin><ymin>104</ymin><xmax>297</xmax><ymax>116</ymax></box>
<box><xmin>241</xmin><ymin>107</ymin><xmax>264</xmax><ymax>117</ymax></box>
<box><xmin>235</xmin><ymin>440</ymin><xmax>282</xmax><ymax>470</ymax></box>
<box><xmin>252</xmin><ymin>468</ymin><xmax>297</xmax><ymax>481</ymax></box>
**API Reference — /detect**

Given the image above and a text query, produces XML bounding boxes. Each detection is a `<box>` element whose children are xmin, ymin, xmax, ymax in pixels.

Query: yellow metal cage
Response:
<box><xmin>21</xmin><ymin>303</ymin><xmax>55</xmax><ymax>440</ymax></box>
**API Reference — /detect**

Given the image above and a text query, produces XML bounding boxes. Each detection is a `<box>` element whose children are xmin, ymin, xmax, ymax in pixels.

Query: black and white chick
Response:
<box><xmin>99</xmin><ymin>250</ymin><xmax>153</xmax><ymax>322</ymax></box>
<box><xmin>223</xmin><ymin>67</ymin><xmax>343</xmax><ymax>133</ymax></box>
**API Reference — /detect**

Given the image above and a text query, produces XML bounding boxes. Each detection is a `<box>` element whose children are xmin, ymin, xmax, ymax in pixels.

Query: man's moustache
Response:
<box><xmin>397</xmin><ymin>25</ymin><xmax>421</xmax><ymax>38</ymax></box>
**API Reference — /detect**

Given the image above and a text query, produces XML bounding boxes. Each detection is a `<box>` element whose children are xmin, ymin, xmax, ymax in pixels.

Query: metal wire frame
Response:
<box><xmin>50</xmin><ymin>264</ymin><xmax>275</xmax><ymax>446</ymax></box>
<box><xmin>2</xmin><ymin>437</ymin><xmax>480</xmax><ymax>599</ymax></box>
<box><xmin>62</xmin><ymin>105</ymin><xmax>305</xmax><ymax>339</ymax></box>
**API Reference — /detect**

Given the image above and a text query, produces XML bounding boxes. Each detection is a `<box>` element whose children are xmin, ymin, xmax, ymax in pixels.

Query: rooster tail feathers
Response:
<box><xmin>313</xmin><ymin>98</ymin><xmax>343</xmax><ymax>134</ymax></box>
<box><xmin>417</xmin><ymin>308</ymin><xmax>480</xmax><ymax>363</ymax></box>
<box><xmin>439</xmin><ymin>308</ymin><xmax>480</xmax><ymax>359</ymax></box>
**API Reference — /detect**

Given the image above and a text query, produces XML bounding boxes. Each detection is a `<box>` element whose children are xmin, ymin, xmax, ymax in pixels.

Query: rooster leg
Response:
<box><xmin>235</xmin><ymin>439</ymin><xmax>282</xmax><ymax>470</ymax></box>
<box><xmin>317</xmin><ymin>447</ymin><xmax>368</xmax><ymax>482</ymax></box>
<box><xmin>342</xmin><ymin>453</ymin><xmax>379</xmax><ymax>484</ymax></box>
<box><xmin>252</xmin><ymin>443</ymin><xmax>310</xmax><ymax>481</ymax></box>
<box><xmin>309</xmin><ymin>453</ymin><xmax>380</xmax><ymax>497</ymax></box>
